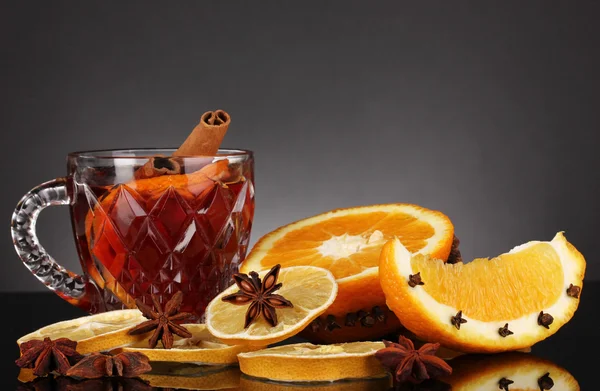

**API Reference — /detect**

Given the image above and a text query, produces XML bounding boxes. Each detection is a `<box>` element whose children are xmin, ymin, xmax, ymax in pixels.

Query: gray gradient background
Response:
<box><xmin>1</xmin><ymin>1</ymin><xmax>599</xmax><ymax>292</ymax></box>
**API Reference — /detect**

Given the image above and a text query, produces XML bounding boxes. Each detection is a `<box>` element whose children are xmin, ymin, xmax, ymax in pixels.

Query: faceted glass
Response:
<box><xmin>66</xmin><ymin>149</ymin><xmax>254</xmax><ymax>321</ymax></box>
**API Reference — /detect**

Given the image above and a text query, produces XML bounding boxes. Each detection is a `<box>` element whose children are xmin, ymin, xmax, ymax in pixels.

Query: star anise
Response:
<box><xmin>66</xmin><ymin>351</ymin><xmax>151</xmax><ymax>378</ymax></box>
<box><xmin>221</xmin><ymin>264</ymin><xmax>294</xmax><ymax>328</ymax></box>
<box><xmin>375</xmin><ymin>335</ymin><xmax>452</xmax><ymax>383</ymax></box>
<box><xmin>15</xmin><ymin>337</ymin><xmax>83</xmax><ymax>376</ymax></box>
<box><xmin>127</xmin><ymin>291</ymin><xmax>194</xmax><ymax>349</ymax></box>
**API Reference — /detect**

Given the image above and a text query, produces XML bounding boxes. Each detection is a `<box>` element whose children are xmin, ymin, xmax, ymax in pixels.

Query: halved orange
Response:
<box><xmin>380</xmin><ymin>232</ymin><xmax>586</xmax><ymax>353</ymax></box>
<box><xmin>239</xmin><ymin>204</ymin><xmax>455</xmax><ymax>342</ymax></box>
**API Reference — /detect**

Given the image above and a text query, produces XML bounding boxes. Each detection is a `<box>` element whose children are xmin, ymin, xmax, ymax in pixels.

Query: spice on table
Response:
<box><xmin>15</xmin><ymin>337</ymin><xmax>83</xmax><ymax>376</ymax></box>
<box><xmin>221</xmin><ymin>264</ymin><xmax>294</xmax><ymax>328</ymax></box>
<box><xmin>128</xmin><ymin>291</ymin><xmax>194</xmax><ymax>349</ymax></box>
<box><xmin>66</xmin><ymin>352</ymin><xmax>151</xmax><ymax>378</ymax></box>
<box><xmin>375</xmin><ymin>335</ymin><xmax>452</xmax><ymax>383</ymax></box>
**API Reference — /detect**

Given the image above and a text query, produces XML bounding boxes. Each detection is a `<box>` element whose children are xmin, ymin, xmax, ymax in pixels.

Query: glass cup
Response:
<box><xmin>11</xmin><ymin>148</ymin><xmax>255</xmax><ymax>321</ymax></box>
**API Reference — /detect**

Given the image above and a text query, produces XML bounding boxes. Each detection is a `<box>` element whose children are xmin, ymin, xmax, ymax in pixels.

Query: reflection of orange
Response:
<box><xmin>140</xmin><ymin>364</ymin><xmax>241</xmax><ymax>390</ymax></box>
<box><xmin>239</xmin><ymin>375</ymin><xmax>391</xmax><ymax>391</ymax></box>
<box><xmin>440</xmin><ymin>352</ymin><xmax>579</xmax><ymax>390</ymax></box>
<box><xmin>239</xmin><ymin>204</ymin><xmax>455</xmax><ymax>343</ymax></box>
<box><xmin>380</xmin><ymin>232</ymin><xmax>586</xmax><ymax>353</ymax></box>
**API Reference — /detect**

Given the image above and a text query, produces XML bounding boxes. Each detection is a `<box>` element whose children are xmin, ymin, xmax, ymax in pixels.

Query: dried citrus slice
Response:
<box><xmin>111</xmin><ymin>324</ymin><xmax>260</xmax><ymax>364</ymax></box>
<box><xmin>237</xmin><ymin>342</ymin><xmax>387</xmax><ymax>382</ymax></box>
<box><xmin>239</xmin><ymin>375</ymin><xmax>391</xmax><ymax>391</ymax></box>
<box><xmin>380</xmin><ymin>232</ymin><xmax>586</xmax><ymax>353</ymax></box>
<box><xmin>239</xmin><ymin>204</ymin><xmax>454</xmax><ymax>343</ymax></box>
<box><xmin>439</xmin><ymin>352</ymin><xmax>579</xmax><ymax>390</ymax></box>
<box><xmin>17</xmin><ymin>309</ymin><xmax>146</xmax><ymax>354</ymax></box>
<box><xmin>206</xmin><ymin>266</ymin><xmax>337</xmax><ymax>346</ymax></box>
<box><xmin>140</xmin><ymin>364</ymin><xmax>241</xmax><ymax>390</ymax></box>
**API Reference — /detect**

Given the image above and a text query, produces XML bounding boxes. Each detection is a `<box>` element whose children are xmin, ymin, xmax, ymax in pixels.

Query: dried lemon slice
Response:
<box><xmin>17</xmin><ymin>309</ymin><xmax>146</xmax><ymax>354</ymax></box>
<box><xmin>206</xmin><ymin>266</ymin><xmax>337</xmax><ymax>346</ymax></box>
<box><xmin>237</xmin><ymin>342</ymin><xmax>386</xmax><ymax>382</ymax></box>
<box><xmin>112</xmin><ymin>324</ymin><xmax>260</xmax><ymax>364</ymax></box>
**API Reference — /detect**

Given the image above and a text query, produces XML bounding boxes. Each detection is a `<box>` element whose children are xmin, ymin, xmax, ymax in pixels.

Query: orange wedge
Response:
<box><xmin>239</xmin><ymin>203</ymin><xmax>455</xmax><ymax>342</ymax></box>
<box><xmin>380</xmin><ymin>232</ymin><xmax>586</xmax><ymax>353</ymax></box>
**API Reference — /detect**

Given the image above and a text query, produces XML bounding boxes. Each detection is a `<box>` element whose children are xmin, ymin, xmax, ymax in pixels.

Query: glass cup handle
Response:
<box><xmin>11</xmin><ymin>178</ymin><xmax>95</xmax><ymax>310</ymax></box>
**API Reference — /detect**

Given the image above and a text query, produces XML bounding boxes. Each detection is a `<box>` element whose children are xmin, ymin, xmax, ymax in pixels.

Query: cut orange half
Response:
<box><xmin>17</xmin><ymin>309</ymin><xmax>147</xmax><ymax>354</ymax></box>
<box><xmin>239</xmin><ymin>204</ymin><xmax>455</xmax><ymax>343</ymax></box>
<box><xmin>380</xmin><ymin>232</ymin><xmax>586</xmax><ymax>353</ymax></box>
<box><xmin>111</xmin><ymin>324</ymin><xmax>260</xmax><ymax>364</ymax></box>
<box><xmin>206</xmin><ymin>266</ymin><xmax>337</xmax><ymax>346</ymax></box>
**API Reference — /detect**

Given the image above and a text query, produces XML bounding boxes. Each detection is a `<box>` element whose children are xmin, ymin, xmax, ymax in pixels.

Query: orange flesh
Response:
<box><xmin>412</xmin><ymin>243</ymin><xmax>564</xmax><ymax>321</ymax></box>
<box><xmin>261</xmin><ymin>212</ymin><xmax>434</xmax><ymax>279</ymax></box>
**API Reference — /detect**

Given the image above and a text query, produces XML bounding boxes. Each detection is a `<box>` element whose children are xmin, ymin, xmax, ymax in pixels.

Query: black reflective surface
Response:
<box><xmin>3</xmin><ymin>284</ymin><xmax>599</xmax><ymax>390</ymax></box>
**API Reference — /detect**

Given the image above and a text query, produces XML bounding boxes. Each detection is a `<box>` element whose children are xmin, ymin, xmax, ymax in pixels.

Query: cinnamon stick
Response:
<box><xmin>173</xmin><ymin>110</ymin><xmax>230</xmax><ymax>157</ymax></box>
<box><xmin>134</xmin><ymin>110</ymin><xmax>231</xmax><ymax>180</ymax></box>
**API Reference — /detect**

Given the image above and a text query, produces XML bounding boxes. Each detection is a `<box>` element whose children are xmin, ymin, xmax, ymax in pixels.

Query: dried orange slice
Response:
<box><xmin>380</xmin><ymin>232</ymin><xmax>586</xmax><ymax>353</ymax></box>
<box><xmin>239</xmin><ymin>203</ymin><xmax>454</xmax><ymax>342</ymax></box>
<box><xmin>439</xmin><ymin>352</ymin><xmax>579</xmax><ymax>390</ymax></box>
<box><xmin>206</xmin><ymin>266</ymin><xmax>337</xmax><ymax>346</ymax></box>
<box><xmin>17</xmin><ymin>309</ymin><xmax>146</xmax><ymax>354</ymax></box>
<box><xmin>237</xmin><ymin>342</ymin><xmax>387</xmax><ymax>382</ymax></box>
<box><xmin>111</xmin><ymin>324</ymin><xmax>259</xmax><ymax>364</ymax></box>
